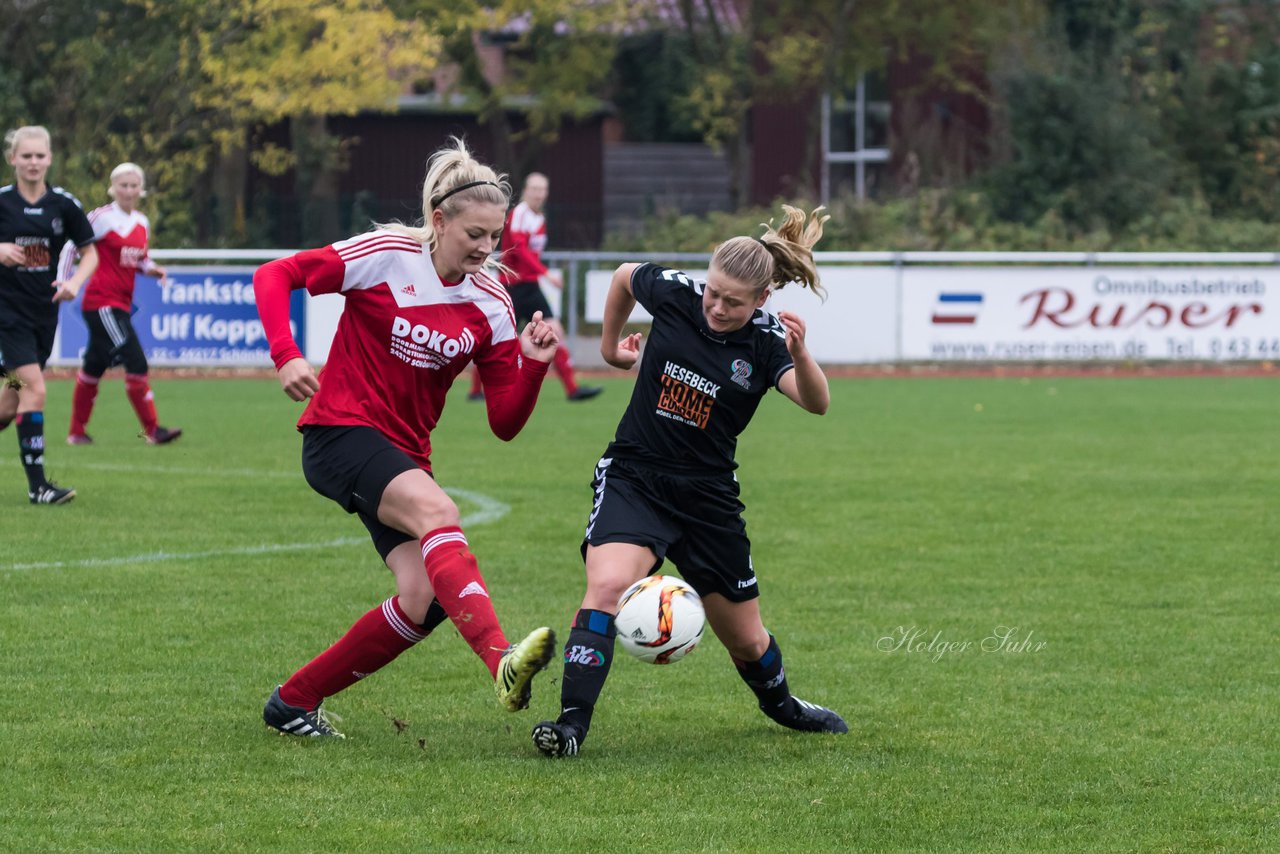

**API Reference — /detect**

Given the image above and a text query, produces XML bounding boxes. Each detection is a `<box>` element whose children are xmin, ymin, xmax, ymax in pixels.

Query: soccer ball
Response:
<box><xmin>615</xmin><ymin>575</ymin><xmax>705</xmax><ymax>664</ymax></box>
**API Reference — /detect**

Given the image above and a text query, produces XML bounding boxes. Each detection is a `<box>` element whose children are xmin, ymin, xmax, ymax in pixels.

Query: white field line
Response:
<box><xmin>2</xmin><ymin>479</ymin><xmax>510</xmax><ymax>571</ymax></box>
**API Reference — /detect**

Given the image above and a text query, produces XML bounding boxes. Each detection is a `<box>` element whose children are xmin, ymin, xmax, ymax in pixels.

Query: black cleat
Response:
<box><xmin>263</xmin><ymin>686</ymin><xmax>345</xmax><ymax>738</ymax></box>
<box><xmin>567</xmin><ymin>386</ymin><xmax>603</xmax><ymax>402</ymax></box>
<box><xmin>29</xmin><ymin>482</ymin><xmax>76</xmax><ymax>505</ymax></box>
<box><xmin>144</xmin><ymin>426</ymin><xmax>183</xmax><ymax>445</ymax></box>
<box><xmin>775</xmin><ymin>698</ymin><xmax>848</xmax><ymax>734</ymax></box>
<box><xmin>467</xmin><ymin>391</ymin><xmax>485</xmax><ymax>402</ymax></box>
<box><xmin>532</xmin><ymin>720</ymin><xmax>581</xmax><ymax>757</ymax></box>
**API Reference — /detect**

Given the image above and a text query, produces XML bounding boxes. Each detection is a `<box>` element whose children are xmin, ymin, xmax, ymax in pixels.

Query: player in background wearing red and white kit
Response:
<box><xmin>254</xmin><ymin>137</ymin><xmax>557</xmax><ymax>738</ymax></box>
<box><xmin>468</xmin><ymin>172</ymin><xmax>601</xmax><ymax>402</ymax></box>
<box><xmin>60</xmin><ymin>163</ymin><xmax>181</xmax><ymax>446</ymax></box>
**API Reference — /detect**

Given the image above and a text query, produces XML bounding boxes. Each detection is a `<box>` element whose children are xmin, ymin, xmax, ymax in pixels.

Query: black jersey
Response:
<box><xmin>605</xmin><ymin>263</ymin><xmax>795</xmax><ymax>474</ymax></box>
<box><xmin>0</xmin><ymin>183</ymin><xmax>95</xmax><ymax>319</ymax></box>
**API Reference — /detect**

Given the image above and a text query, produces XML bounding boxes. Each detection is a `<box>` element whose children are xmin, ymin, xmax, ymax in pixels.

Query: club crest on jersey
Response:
<box><xmin>729</xmin><ymin>358</ymin><xmax>753</xmax><ymax>389</ymax></box>
<box><xmin>390</xmin><ymin>315</ymin><xmax>475</xmax><ymax>369</ymax></box>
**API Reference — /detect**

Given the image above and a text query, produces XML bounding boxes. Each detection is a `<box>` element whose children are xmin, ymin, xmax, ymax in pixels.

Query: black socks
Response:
<box><xmin>557</xmin><ymin>608</ymin><xmax>618</xmax><ymax>741</ymax></box>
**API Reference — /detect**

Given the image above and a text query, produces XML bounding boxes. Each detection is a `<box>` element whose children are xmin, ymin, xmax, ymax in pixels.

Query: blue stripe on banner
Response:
<box><xmin>939</xmin><ymin>293</ymin><xmax>983</xmax><ymax>303</ymax></box>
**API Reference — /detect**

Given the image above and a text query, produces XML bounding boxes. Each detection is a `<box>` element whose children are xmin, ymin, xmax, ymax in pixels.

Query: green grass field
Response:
<box><xmin>1</xmin><ymin>374</ymin><xmax>1276</xmax><ymax>852</ymax></box>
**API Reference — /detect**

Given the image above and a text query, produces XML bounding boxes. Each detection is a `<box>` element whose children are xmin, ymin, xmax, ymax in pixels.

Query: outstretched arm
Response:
<box><xmin>775</xmin><ymin>311</ymin><xmax>829</xmax><ymax>414</ymax></box>
<box><xmin>600</xmin><ymin>263</ymin><xmax>644</xmax><ymax>370</ymax></box>
<box><xmin>471</xmin><ymin>312</ymin><xmax>559</xmax><ymax>440</ymax></box>
<box><xmin>254</xmin><ymin>256</ymin><xmax>319</xmax><ymax>401</ymax></box>
<box><xmin>52</xmin><ymin>244</ymin><xmax>98</xmax><ymax>302</ymax></box>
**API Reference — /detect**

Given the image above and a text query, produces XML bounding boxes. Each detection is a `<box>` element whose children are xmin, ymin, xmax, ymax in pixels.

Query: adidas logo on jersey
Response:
<box><xmin>458</xmin><ymin>581</ymin><xmax>489</xmax><ymax>599</ymax></box>
<box><xmin>401</xmin><ymin>283</ymin><xmax>416</xmax><ymax>296</ymax></box>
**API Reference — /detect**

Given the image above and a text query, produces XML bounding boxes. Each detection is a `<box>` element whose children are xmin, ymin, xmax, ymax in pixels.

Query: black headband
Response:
<box><xmin>431</xmin><ymin>180</ymin><xmax>502</xmax><ymax>208</ymax></box>
<box><xmin>755</xmin><ymin>236</ymin><xmax>769</xmax><ymax>247</ymax></box>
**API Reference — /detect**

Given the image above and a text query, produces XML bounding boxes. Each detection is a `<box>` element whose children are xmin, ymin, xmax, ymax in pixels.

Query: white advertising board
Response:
<box><xmin>585</xmin><ymin>265</ymin><xmax>899</xmax><ymax>363</ymax></box>
<box><xmin>902</xmin><ymin>267</ymin><xmax>1280</xmax><ymax>361</ymax></box>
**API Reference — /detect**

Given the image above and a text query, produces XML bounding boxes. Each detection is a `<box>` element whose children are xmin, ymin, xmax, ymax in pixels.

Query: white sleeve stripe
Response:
<box><xmin>56</xmin><ymin>243</ymin><xmax>77</xmax><ymax>282</ymax></box>
<box><xmin>340</xmin><ymin>243</ymin><xmax>419</xmax><ymax>267</ymax></box>
<box><xmin>472</xmin><ymin>272</ymin><xmax>514</xmax><ymax>309</ymax></box>
<box><xmin>336</xmin><ymin>232</ymin><xmax>421</xmax><ymax>256</ymax></box>
<box><xmin>473</xmin><ymin>281</ymin><xmax>517</xmax><ymax>324</ymax></box>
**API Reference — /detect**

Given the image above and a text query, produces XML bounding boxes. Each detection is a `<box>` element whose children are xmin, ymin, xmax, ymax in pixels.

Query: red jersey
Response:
<box><xmin>64</xmin><ymin>202</ymin><xmax>159</xmax><ymax>311</ymax></box>
<box><xmin>254</xmin><ymin>230</ymin><xmax>550</xmax><ymax>470</ymax></box>
<box><xmin>499</xmin><ymin>201</ymin><xmax>549</xmax><ymax>286</ymax></box>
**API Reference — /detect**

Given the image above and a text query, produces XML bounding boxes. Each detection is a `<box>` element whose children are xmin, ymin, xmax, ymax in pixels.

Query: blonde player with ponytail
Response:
<box><xmin>534</xmin><ymin>206</ymin><xmax>847</xmax><ymax>758</ymax></box>
<box><xmin>253</xmin><ymin>137</ymin><xmax>558</xmax><ymax>738</ymax></box>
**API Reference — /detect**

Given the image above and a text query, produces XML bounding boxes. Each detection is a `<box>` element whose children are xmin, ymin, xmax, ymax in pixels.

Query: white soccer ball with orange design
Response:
<box><xmin>615</xmin><ymin>575</ymin><xmax>705</xmax><ymax>664</ymax></box>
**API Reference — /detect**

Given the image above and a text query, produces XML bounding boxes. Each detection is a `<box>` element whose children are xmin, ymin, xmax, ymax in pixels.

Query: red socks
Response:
<box><xmin>552</xmin><ymin>346</ymin><xmax>578</xmax><ymax>395</ymax></box>
<box><xmin>420</xmin><ymin>527</ymin><xmax>508</xmax><ymax>677</ymax></box>
<box><xmin>125</xmin><ymin>373</ymin><xmax>159</xmax><ymax>435</ymax></box>
<box><xmin>69</xmin><ymin>372</ymin><xmax>99</xmax><ymax>437</ymax></box>
<box><xmin>276</xmin><ymin>529</ymin><xmax>508</xmax><ymax>710</ymax></box>
<box><xmin>280</xmin><ymin>597</ymin><xmax>429</xmax><ymax>710</ymax></box>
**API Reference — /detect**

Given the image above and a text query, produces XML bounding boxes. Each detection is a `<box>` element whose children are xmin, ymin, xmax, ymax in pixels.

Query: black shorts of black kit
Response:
<box><xmin>507</xmin><ymin>281</ymin><xmax>555</xmax><ymax>324</ymax></box>
<box><xmin>81</xmin><ymin>307</ymin><xmax>148</xmax><ymax>376</ymax></box>
<box><xmin>582</xmin><ymin>457</ymin><xmax>760</xmax><ymax>603</ymax></box>
<box><xmin>301</xmin><ymin>425</ymin><xmax>422</xmax><ymax>561</ymax></box>
<box><xmin>0</xmin><ymin>310</ymin><xmax>57</xmax><ymax>370</ymax></box>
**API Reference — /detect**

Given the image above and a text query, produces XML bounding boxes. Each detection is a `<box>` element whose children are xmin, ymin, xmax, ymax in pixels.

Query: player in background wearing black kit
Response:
<box><xmin>532</xmin><ymin>205</ymin><xmax>847</xmax><ymax>757</ymax></box>
<box><xmin>0</xmin><ymin>126</ymin><xmax>98</xmax><ymax>505</ymax></box>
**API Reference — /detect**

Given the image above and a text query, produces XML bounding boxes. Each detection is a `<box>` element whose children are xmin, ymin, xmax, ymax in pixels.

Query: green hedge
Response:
<box><xmin>603</xmin><ymin>191</ymin><xmax>1280</xmax><ymax>253</ymax></box>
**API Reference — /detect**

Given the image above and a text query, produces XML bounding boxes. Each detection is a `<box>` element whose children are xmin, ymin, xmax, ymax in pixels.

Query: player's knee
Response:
<box><xmin>23</xmin><ymin>388</ymin><xmax>47</xmax><ymax>410</ymax></box>
<box><xmin>396</xmin><ymin>579</ymin><xmax>435</xmax><ymax>624</ymax></box>
<box><xmin>583</xmin><ymin>575</ymin><xmax>636</xmax><ymax>613</ymax></box>
<box><xmin>717</xmin><ymin>627</ymin><xmax>771</xmax><ymax>662</ymax></box>
<box><xmin>404</xmin><ymin>491</ymin><xmax>460</xmax><ymax>535</ymax></box>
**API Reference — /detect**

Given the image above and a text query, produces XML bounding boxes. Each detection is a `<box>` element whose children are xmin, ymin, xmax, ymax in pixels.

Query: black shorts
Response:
<box><xmin>301</xmin><ymin>425</ymin><xmax>422</xmax><ymax>561</ymax></box>
<box><xmin>0</xmin><ymin>311</ymin><xmax>57</xmax><ymax>370</ymax></box>
<box><xmin>582</xmin><ymin>456</ymin><xmax>759</xmax><ymax>602</ymax></box>
<box><xmin>507</xmin><ymin>281</ymin><xmax>555</xmax><ymax>324</ymax></box>
<box><xmin>82</xmin><ymin>306</ymin><xmax>148</xmax><ymax>376</ymax></box>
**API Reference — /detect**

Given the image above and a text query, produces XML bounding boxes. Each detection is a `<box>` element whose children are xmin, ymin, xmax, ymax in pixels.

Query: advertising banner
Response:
<box><xmin>55</xmin><ymin>267</ymin><xmax>305</xmax><ymax>367</ymax></box>
<box><xmin>902</xmin><ymin>267</ymin><xmax>1280</xmax><ymax>361</ymax></box>
<box><xmin>585</xmin><ymin>265</ymin><xmax>899</xmax><ymax>364</ymax></box>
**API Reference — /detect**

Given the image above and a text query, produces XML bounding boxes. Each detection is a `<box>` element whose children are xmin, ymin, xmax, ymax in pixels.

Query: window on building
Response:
<box><xmin>822</xmin><ymin>75</ymin><xmax>890</xmax><ymax>201</ymax></box>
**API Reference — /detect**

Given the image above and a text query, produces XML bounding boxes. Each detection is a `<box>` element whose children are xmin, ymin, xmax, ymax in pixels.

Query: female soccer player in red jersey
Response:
<box><xmin>0</xmin><ymin>126</ymin><xmax>97</xmax><ymax>505</ymax></box>
<box><xmin>533</xmin><ymin>206</ymin><xmax>847</xmax><ymax>757</ymax></box>
<box><xmin>61</xmin><ymin>162</ymin><xmax>181</xmax><ymax>446</ymax></box>
<box><xmin>254</xmin><ymin>138</ymin><xmax>557</xmax><ymax>738</ymax></box>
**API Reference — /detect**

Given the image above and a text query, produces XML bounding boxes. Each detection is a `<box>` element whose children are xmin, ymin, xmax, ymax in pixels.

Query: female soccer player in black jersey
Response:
<box><xmin>0</xmin><ymin>126</ymin><xmax>98</xmax><ymax>505</ymax></box>
<box><xmin>532</xmin><ymin>205</ymin><xmax>847</xmax><ymax>757</ymax></box>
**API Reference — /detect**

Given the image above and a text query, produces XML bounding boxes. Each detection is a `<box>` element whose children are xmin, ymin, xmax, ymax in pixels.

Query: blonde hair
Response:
<box><xmin>108</xmin><ymin>162</ymin><xmax>147</xmax><ymax>198</ymax></box>
<box><xmin>4</xmin><ymin>125</ymin><xmax>51</xmax><ymax>159</ymax></box>
<box><xmin>711</xmin><ymin>205</ymin><xmax>829</xmax><ymax>300</ymax></box>
<box><xmin>379</xmin><ymin>137</ymin><xmax>510</xmax><ymax>250</ymax></box>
